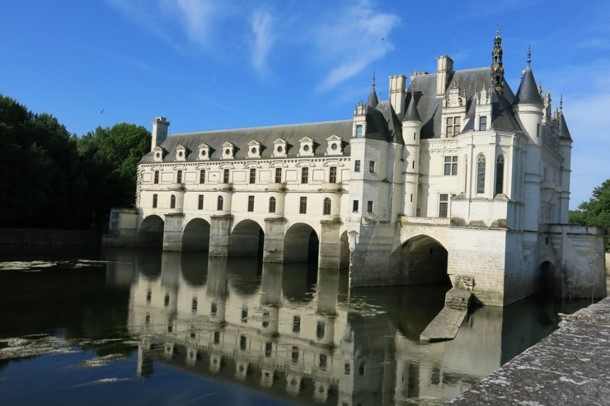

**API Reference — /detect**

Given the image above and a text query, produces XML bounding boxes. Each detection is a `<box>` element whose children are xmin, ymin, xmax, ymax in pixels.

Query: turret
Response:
<box><xmin>151</xmin><ymin>116</ymin><xmax>170</xmax><ymax>151</ymax></box>
<box><xmin>557</xmin><ymin>97</ymin><xmax>572</xmax><ymax>224</ymax></box>
<box><xmin>402</xmin><ymin>95</ymin><xmax>421</xmax><ymax>217</ymax></box>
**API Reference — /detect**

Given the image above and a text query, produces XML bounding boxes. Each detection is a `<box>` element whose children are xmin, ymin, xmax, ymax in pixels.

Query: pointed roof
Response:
<box><xmin>367</xmin><ymin>72</ymin><xmax>379</xmax><ymax>107</ymax></box>
<box><xmin>404</xmin><ymin>94</ymin><xmax>421</xmax><ymax>122</ymax></box>
<box><xmin>514</xmin><ymin>48</ymin><xmax>543</xmax><ymax>106</ymax></box>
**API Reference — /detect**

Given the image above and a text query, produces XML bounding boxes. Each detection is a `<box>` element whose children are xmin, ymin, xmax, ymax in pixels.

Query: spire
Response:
<box><xmin>491</xmin><ymin>28</ymin><xmax>505</xmax><ymax>93</ymax></box>
<box><xmin>558</xmin><ymin>95</ymin><xmax>572</xmax><ymax>141</ymax></box>
<box><xmin>514</xmin><ymin>46</ymin><xmax>543</xmax><ymax>106</ymax></box>
<box><xmin>404</xmin><ymin>94</ymin><xmax>421</xmax><ymax>122</ymax></box>
<box><xmin>367</xmin><ymin>71</ymin><xmax>378</xmax><ymax>107</ymax></box>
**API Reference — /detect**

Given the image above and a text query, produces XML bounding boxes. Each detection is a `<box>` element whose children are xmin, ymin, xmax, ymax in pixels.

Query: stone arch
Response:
<box><xmin>537</xmin><ymin>260</ymin><xmax>556</xmax><ymax>293</ymax></box>
<box><xmin>229</xmin><ymin>219</ymin><xmax>264</xmax><ymax>258</ymax></box>
<box><xmin>182</xmin><ymin>218</ymin><xmax>211</xmax><ymax>252</ymax></box>
<box><xmin>392</xmin><ymin>235</ymin><xmax>450</xmax><ymax>285</ymax></box>
<box><xmin>139</xmin><ymin>215</ymin><xmax>164</xmax><ymax>247</ymax></box>
<box><xmin>284</xmin><ymin>223</ymin><xmax>319</xmax><ymax>264</ymax></box>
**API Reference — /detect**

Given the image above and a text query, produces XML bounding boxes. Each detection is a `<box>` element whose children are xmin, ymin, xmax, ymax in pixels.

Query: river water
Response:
<box><xmin>0</xmin><ymin>247</ymin><xmax>591</xmax><ymax>405</ymax></box>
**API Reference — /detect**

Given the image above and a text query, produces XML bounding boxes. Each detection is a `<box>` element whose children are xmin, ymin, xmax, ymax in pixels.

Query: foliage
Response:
<box><xmin>0</xmin><ymin>94</ymin><xmax>150</xmax><ymax>230</ymax></box>
<box><xmin>569</xmin><ymin>178</ymin><xmax>610</xmax><ymax>250</ymax></box>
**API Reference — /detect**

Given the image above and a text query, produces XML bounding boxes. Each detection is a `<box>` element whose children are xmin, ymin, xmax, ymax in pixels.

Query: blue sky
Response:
<box><xmin>1</xmin><ymin>0</ymin><xmax>609</xmax><ymax>208</ymax></box>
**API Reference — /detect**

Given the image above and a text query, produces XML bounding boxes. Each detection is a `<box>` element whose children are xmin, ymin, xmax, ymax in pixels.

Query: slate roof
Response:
<box><xmin>141</xmin><ymin>120</ymin><xmax>353</xmax><ymax>163</ymax></box>
<box><xmin>514</xmin><ymin>64</ymin><xmax>543</xmax><ymax>106</ymax></box>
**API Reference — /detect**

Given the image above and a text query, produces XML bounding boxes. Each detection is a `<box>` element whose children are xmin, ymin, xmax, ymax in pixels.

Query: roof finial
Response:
<box><xmin>496</xmin><ymin>24</ymin><xmax>500</xmax><ymax>36</ymax></box>
<box><xmin>560</xmin><ymin>94</ymin><xmax>563</xmax><ymax>111</ymax></box>
<box><xmin>527</xmin><ymin>44</ymin><xmax>532</xmax><ymax>65</ymax></box>
<box><xmin>372</xmin><ymin>71</ymin><xmax>376</xmax><ymax>88</ymax></box>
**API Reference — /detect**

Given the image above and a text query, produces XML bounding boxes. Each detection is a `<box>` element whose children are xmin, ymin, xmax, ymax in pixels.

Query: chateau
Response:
<box><xmin>108</xmin><ymin>33</ymin><xmax>606</xmax><ymax>306</ymax></box>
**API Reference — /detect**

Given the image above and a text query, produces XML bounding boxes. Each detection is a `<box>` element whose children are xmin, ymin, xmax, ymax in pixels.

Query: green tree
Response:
<box><xmin>570</xmin><ymin>178</ymin><xmax>610</xmax><ymax>250</ymax></box>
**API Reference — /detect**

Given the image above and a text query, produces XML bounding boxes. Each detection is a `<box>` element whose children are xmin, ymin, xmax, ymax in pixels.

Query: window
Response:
<box><xmin>223</xmin><ymin>169</ymin><xmax>230</xmax><ymax>184</ymax></box>
<box><xmin>344</xmin><ymin>363</ymin><xmax>351</xmax><ymax>375</ymax></box>
<box><xmin>439</xmin><ymin>194</ymin><xmax>449</xmax><ymax>218</ymax></box>
<box><xmin>210</xmin><ymin>303</ymin><xmax>217</xmax><ymax>316</ymax></box>
<box><xmin>291</xmin><ymin>346</ymin><xmax>299</xmax><ymax>363</ymax></box>
<box><xmin>479</xmin><ymin>116</ymin><xmax>487</xmax><ymax>131</ymax></box>
<box><xmin>299</xmin><ymin>197</ymin><xmax>307</xmax><ymax>214</ymax></box>
<box><xmin>176</xmin><ymin>170</ymin><xmax>183</xmax><ymax>184</ymax></box>
<box><xmin>145</xmin><ymin>314</ymin><xmax>150</xmax><ymax>325</ymax></box>
<box><xmin>249</xmin><ymin>168</ymin><xmax>256</xmax><ymax>184</ymax></box>
<box><xmin>170</xmin><ymin>194</ymin><xmax>176</xmax><ymax>209</ymax></box>
<box><xmin>275</xmin><ymin>168</ymin><xmax>282</xmax><ymax>183</ymax></box>
<box><xmin>198</xmin><ymin>195</ymin><xmax>204</xmax><ymax>210</ymax></box>
<box><xmin>367</xmin><ymin>200</ymin><xmax>373</xmax><ymax>213</ymax></box>
<box><xmin>495</xmin><ymin>155</ymin><xmax>505</xmax><ymax>195</ymax></box>
<box><xmin>167</xmin><ymin>323</ymin><xmax>173</xmax><ymax>333</ymax></box>
<box><xmin>369</xmin><ymin>161</ymin><xmax>375</xmax><ymax>173</ymax></box>
<box><xmin>356</xmin><ymin>125</ymin><xmax>363</xmax><ymax>138</ymax></box>
<box><xmin>213</xmin><ymin>331</ymin><xmax>220</xmax><ymax>344</ymax></box>
<box><xmin>323</xmin><ymin>198</ymin><xmax>331</xmax><ymax>215</ymax></box>
<box><xmin>354</xmin><ymin>160</ymin><xmax>361</xmax><ymax>172</ymax></box>
<box><xmin>352</xmin><ymin>200</ymin><xmax>359</xmax><ymax>213</ymax></box>
<box><xmin>146</xmin><ymin>290</ymin><xmax>152</xmax><ymax>304</ymax></box>
<box><xmin>247</xmin><ymin>196</ymin><xmax>254</xmax><ymax>212</ymax></box>
<box><xmin>477</xmin><ymin>154</ymin><xmax>486</xmax><ymax>194</ymax></box>
<box><xmin>262</xmin><ymin>312</ymin><xmax>270</xmax><ymax>328</ymax></box>
<box><xmin>329</xmin><ymin>167</ymin><xmax>337</xmax><ymax>183</ymax></box>
<box><xmin>292</xmin><ymin>315</ymin><xmax>301</xmax><ymax>333</ymax></box>
<box><xmin>164</xmin><ymin>294</ymin><xmax>170</xmax><ymax>307</ymax></box>
<box><xmin>241</xmin><ymin>308</ymin><xmax>248</xmax><ymax>323</ymax></box>
<box><xmin>446</xmin><ymin>116</ymin><xmax>461</xmax><ymax>136</ymax></box>
<box><xmin>199</xmin><ymin>169</ymin><xmax>206</xmax><ymax>184</ymax></box>
<box><xmin>240</xmin><ymin>335</ymin><xmax>247</xmax><ymax>351</ymax></box>
<box><xmin>265</xmin><ymin>342</ymin><xmax>273</xmax><ymax>357</ymax></box>
<box><xmin>301</xmin><ymin>167</ymin><xmax>309</xmax><ymax>184</ymax></box>
<box><xmin>319</xmin><ymin>354</ymin><xmax>328</xmax><ymax>369</ymax></box>
<box><xmin>316</xmin><ymin>321</ymin><xmax>325</xmax><ymax>339</ymax></box>
<box><xmin>191</xmin><ymin>298</ymin><xmax>198</xmax><ymax>312</ymax></box>
<box><xmin>444</xmin><ymin>156</ymin><xmax>458</xmax><ymax>176</ymax></box>
<box><xmin>154</xmin><ymin>170</ymin><xmax>159</xmax><ymax>184</ymax></box>
<box><xmin>217</xmin><ymin>196</ymin><xmax>224</xmax><ymax>211</ymax></box>
<box><xmin>269</xmin><ymin>197</ymin><xmax>276</xmax><ymax>213</ymax></box>
<box><xmin>152</xmin><ymin>194</ymin><xmax>158</xmax><ymax>208</ymax></box>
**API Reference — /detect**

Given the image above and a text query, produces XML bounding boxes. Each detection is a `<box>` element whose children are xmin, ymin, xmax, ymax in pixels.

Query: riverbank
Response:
<box><xmin>449</xmin><ymin>294</ymin><xmax>610</xmax><ymax>405</ymax></box>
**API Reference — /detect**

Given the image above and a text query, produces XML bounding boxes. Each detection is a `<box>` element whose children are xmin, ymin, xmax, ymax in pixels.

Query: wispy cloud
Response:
<box><xmin>159</xmin><ymin>0</ymin><xmax>219</xmax><ymax>47</ymax></box>
<box><xmin>250</xmin><ymin>8</ymin><xmax>275</xmax><ymax>75</ymax></box>
<box><xmin>313</xmin><ymin>0</ymin><xmax>400</xmax><ymax>92</ymax></box>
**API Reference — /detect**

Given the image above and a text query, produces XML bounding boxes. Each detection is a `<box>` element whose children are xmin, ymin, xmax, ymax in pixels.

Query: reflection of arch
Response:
<box><xmin>182</xmin><ymin>218</ymin><xmax>210</xmax><ymax>252</ymax></box>
<box><xmin>229</xmin><ymin>220</ymin><xmax>264</xmax><ymax>258</ymax></box>
<box><xmin>392</xmin><ymin>235</ymin><xmax>449</xmax><ymax>285</ymax></box>
<box><xmin>139</xmin><ymin>215</ymin><xmax>164</xmax><ymax>247</ymax></box>
<box><xmin>181</xmin><ymin>252</ymin><xmax>208</xmax><ymax>286</ymax></box>
<box><xmin>537</xmin><ymin>261</ymin><xmax>555</xmax><ymax>292</ymax></box>
<box><xmin>227</xmin><ymin>258</ymin><xmax>262</xmax><ymax>297</ymax></box>
<box><xmin>284</xmin><ymin>223</ymin><xmax>319</xmax><ymax>264</ymax></box>
<box><xmin>339</xmin><ymin>231</ymin><xmax>350</xmax><ymax>270</ymax></box>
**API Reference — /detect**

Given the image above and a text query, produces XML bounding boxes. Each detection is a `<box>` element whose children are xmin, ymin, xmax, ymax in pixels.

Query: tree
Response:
<box><xmin>570</xmin><ymin>178</ymin><xmax>610</xmax><ymax>250</ymax></box>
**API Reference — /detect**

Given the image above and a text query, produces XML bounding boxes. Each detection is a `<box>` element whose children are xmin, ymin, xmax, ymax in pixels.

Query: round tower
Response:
<box><xmin>402</xmin><ymin>95</ymin><xmax>421</xmax><ymax>217</ymax></box>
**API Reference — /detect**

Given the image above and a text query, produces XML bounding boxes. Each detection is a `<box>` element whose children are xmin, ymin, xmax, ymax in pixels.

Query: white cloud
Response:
<box><xmin>313</xmin><ymin>0</ymin><xmax>400</xmax><ymax>92</ymax></box>
<box><xmin>250</xmin><ymin>8</ymin><xmax>275</xmax><ymax>74</ymax></box>
<box><xmin>160</xmin><ymin>0</ymin><xmax>219</xmax><ymax>47</ymax></box>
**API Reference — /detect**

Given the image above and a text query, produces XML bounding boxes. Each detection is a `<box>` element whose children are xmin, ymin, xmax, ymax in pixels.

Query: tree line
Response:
<box><xmin>0</xmin><ymin>94</ymin><xmax>150</xmax><ymax>230</ymax></box>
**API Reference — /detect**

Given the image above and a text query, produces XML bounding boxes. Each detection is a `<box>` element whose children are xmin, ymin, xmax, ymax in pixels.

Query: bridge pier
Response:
<box><xmin>209</xmin><ymin>214</ymin><xmax>233</xmax><ymax>257</ymax></box>
<box><xmin>162</xmin><ymin>213</ymin><xmax>184</xmax><ymax>251</ymax></box>
<box><xmin>263</xmin><ymin>217</ymin><xmax>287</xmax><ymax>263</ymax></box>
<box><xmin>318</xmin><ymin>220</ymin><xmax>342</xmax><ymax>269</ymax></box>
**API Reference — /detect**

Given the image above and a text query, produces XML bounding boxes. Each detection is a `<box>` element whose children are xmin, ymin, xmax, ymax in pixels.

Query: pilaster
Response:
<box><xmin>263</xmin><ymin>217</ymin><xmax>287</xmax><ymax>263</ymax></box>
<box><xmin>162</xmin><ymin>213</ymin><xmax>184</xmax><ymax>251</ymax></box>
<box><xmin>209</xmin><ymin>214</ymin><xmax>233</xmax><ymax>257</ymax></box>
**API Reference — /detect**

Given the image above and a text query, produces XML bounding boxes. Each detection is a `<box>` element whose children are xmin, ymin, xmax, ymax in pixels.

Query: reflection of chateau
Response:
<box><xmin>109</xmin><ymin>32</ymin><xmax>606</xmax><ymax>306</ymax></box>
<box><xmin>124</xmin><ymin>252</ymin><xmax>562</xmax><ymax>404</ymax></box>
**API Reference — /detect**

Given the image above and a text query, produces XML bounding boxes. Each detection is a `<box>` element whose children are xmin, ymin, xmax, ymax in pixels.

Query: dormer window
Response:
<box><xmin>247</xmin><ymin>140</ymin><xmax>262</xmax><ymax>158</ymax></box>
<box><xmin>222</xmin><ymin>142</ymin><xmax>235</xmax><ymax>159</ymax></box>
<box><xmin>176</xmin><ymin>145</ymin><xmax>188</xmax><ymax>161</ymax></box>
<box><xmin>198</xmin><ymin>143</ymin><xmax>211</xmax><ymax>160</ymax></box>
<box><xmin>153</xmin><ymin>146</ymin><xmax>165</xmax><ymax>162</ymax></box>
<box><xmin>479</xmin><ymin>116</ymin><xmax>488</xmax><ymax>131</ymax></box>
<box><xmin>446</xmin><ymin>116</ymin><xmax>461</xmax><ymax>137</ymax></box>
<box><xmin>298</xmin><ymin>137</ymin><xmax>314</xmax><ymax>157</ymax></box>
<box><xmin>326</xmin><ymin>135</ymin><xmax>343</xmax><ymax>155</ymax></box>
<box><xmin>273</xmin><ymin>139</ymin><xmax>287</xmax><ymax>158</ymax></box>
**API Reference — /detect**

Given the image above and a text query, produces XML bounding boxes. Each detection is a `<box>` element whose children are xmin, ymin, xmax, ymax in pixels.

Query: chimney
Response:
<box><xmin>389</xmin><ymin>75</ymin><xmax>406</xmax><ymax>115</ymax></box>
<box><xmin>151</xmin><ymin>117</ymin><xmax>169</xmax><ymax>151</ymax></box>
<box><xmin>436</xmin><ymin>55</ymin><xmax>454</xmax><ymax>96</ymax></box>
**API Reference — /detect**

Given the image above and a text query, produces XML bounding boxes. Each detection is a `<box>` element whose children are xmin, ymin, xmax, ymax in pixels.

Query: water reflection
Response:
<box><xmin>121</xmin><ymin>251</ymin><xmax>577</xmax><ymax>405</ymax></box>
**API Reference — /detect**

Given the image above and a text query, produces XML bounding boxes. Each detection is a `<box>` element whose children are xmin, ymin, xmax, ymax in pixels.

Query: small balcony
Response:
<box><xmin>265</xmin><ymin>182</ymin><xmax>287</xmax><ymax>192</ymax></box>
<box><xmin>318</xmin><ymin>182</ymin><xmax>343</xmax><ymax>193</ymax></box>
<box><xmin>216</xmin><ymin>183</ymin><xmax>234</xmax><ymax>192</ymax></box>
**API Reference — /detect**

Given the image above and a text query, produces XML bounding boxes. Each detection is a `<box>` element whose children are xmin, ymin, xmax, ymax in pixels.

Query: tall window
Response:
<box><xmin>444</xmin><ymin>156</ymin><xmax>458</xmax><ymax>175</ymax></box>
<box><xmin>217</xmin><ymin>196</ymin><xmax>224</xmax><ymax>210</ymax></box>
<box><xmin>316</xmin><ymin>321</ymin><xmax>325</xmax><ymax>339</ymax></box>
<box><xmin>249</xmin><ymin>168</ymin><xmax>256</xmax><ymax>184</ymax></box>
<box><xmin>439</xmin><ymin>194</ymin><xmax>449</xmax><ymax>218</ymax></box>
<box><xmin>354</xmin><ymin>160</ymin><xmax>361</xmax><ymax>172</ymax></box>
<box><xmin>223</xmin><ymin>169</ymin><xmax>230</xmax><ymax>184</ymax></box>
<box><xmin>367</xmin><ymin>200</ymin><xmax>373</xmax><ymax>213</ymax></box>
<box><xmin>152</xmin><ymin>194</ymin><xmax>158</xmax><ymax>208</ymax></box>
<box><xmin>198</xmin><ymin>195</ymin><xmax>204</xmax><ymax>210</ymax></box>
<box><xmin>170</xmin><ymin>195</ymin><xmax>176</xmax><ymax>209</ymax></box>
<box><xmin>154</xmin><ymin>171</ymin><xmax>159</xmax><ymax>184</ymax></box>
<box><xmin>446</xmin><ymin>116</ymin><xmax>461</xmax><ymax>136</ymax></box>
<box><xmin>495</xmin><ymin>155</ymin><xmax>505</xmax><ymax>195</ymax></box>
<box><xmin>247</xmin><ymin>196</ymin><xmax>255</xmax><ymax>212</ymax></box>
<box><xmin>352</xmin><ymin>200</ymin><xmax>359</xmax><ymax>212</ymax></box>
<box><xmin>329</xmin><ymin>167</ymin><xmax>337</xmax><ymax>183</ymax></box>
<box><xmin>301</xmin><ymin>167</ymin><xmax>309</xmax><ymax>184</ymax></box>
<box><xmin>199</xmin><ymin>169</ymin><xmax>206</xmax><ymax>184</ymax></box>
<box><xmin>176</xmin><ymin>170</ymin><xmax>183</xmax><ymax>184</ymax></box>
<box><xmin>240</xmin><ymin>335</ymin><xmax>247</xmax><ymax>351</ymax></box>
<box><xmin>477</xmin><ymin>154</ymin><xmax>486</xmax><ymax>194</ymax></box>
<box><xmin>356</xmin><ymin>125</ymin><xmax>363</xmax><ymax>138</ymax></box>
<box><xmin>265</xmin><ymin>342</ymin><xmax>273</xmax><ymax>357</ymax></box>
<box><xmin>269</xmin><ymin>197</ymin><xmax>276</xmax><ymax>213</ymax></box>
<box><xmin>299</xmin><ymin>197</ymin><xmax>307</xmax><ymax>214</ymax></box>
<box><xmin>275</xmin><ymin>168</ymin><xmax>282</xmax><ymax>183</ymax></box>
<box><xmin>323</xmin><ymin>198</ymin><xmax>331</xmax><ymax>215</ymax></box>
<box><xmin>369</xmin><ymin>161</ymin><xmax>375</xmax><ymax>173</ymax></box>
<box><xmin>319</xmin><ymin>354</ymin><xmax>328</xmax><ymax>369</ymax></box>
<box><xmin>292</xmin><ymin>315</ymin><xmax>301</xmax><ymax>333</ymax></box>
<box><xmin>479</xmin><ymin>116</ymin><xmax>487</xmax><ymax>131</ymax></box>
<box><xmin>291</xmin><ymin>346</ymin><xmax>299</xmax><ymax>363</ymax></box>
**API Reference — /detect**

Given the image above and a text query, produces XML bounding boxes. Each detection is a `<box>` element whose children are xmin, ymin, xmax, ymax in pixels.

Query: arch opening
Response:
<box><xmin>339</xmin><ymin>231</ymin><xmax>350</xmax><ymax>270</ymax></box>
<box><xmin>229</xmin><ymin>220</ymin><xmax>264</xmax><ymax>259</ymax></box>
<box><xmin>393</xmin><ymin>235</ymin><xmax>450</xmax><ymax>286</ymax></box>
<box><xmin>139</xmin><ymin>215</ymin><xmax>164</xmax><ymax>248</ymax></box>
<box><xmin>284</xmin><ymin>224</ymin><xmax>319</xmax><ymax>265</ymax></box>
<box><xmin>182</xmin><ymin>218</ymin><xmax>211</xmax><ymax>252</ymax></box>
<box><xmin>536</xmin><ymin>261</ymin><xmax>556</xmax><ymax>293</ymax></box>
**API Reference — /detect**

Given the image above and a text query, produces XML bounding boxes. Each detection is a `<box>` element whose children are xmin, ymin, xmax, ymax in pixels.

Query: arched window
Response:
<box><xmin>170</xmin><ymin>194</ymin><xmax>176</xmax><ymax>209</ymax></box>
<box><xmin>323</xmin><ymin>198</ymin><xmax>331</xmax><ymax>215</ymax></box>
<box><xmin>477</xmin><ymin>154</ymin><xmax>486</xmax><ymax>194</ymax></box>
<box><xmin>217</xmin><ymin>196</ymin><xmax>224</xmax><ymax>211</ymax></box>
<box><xmin>495</xmin><ymin>155</ymin><xmax>505</xmax><ymax>195</ymax></box>
<box><xmin>269</xmin><ymin>197</ymin><xmax>276</xmax><ymax>213</ymax></box>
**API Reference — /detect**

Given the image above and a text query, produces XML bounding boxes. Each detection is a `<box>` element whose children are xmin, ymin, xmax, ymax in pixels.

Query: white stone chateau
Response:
<box><xmin>108</xmin><ymin>33</ymin><xmax>606</xmax><ymax>306</ymax></box>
